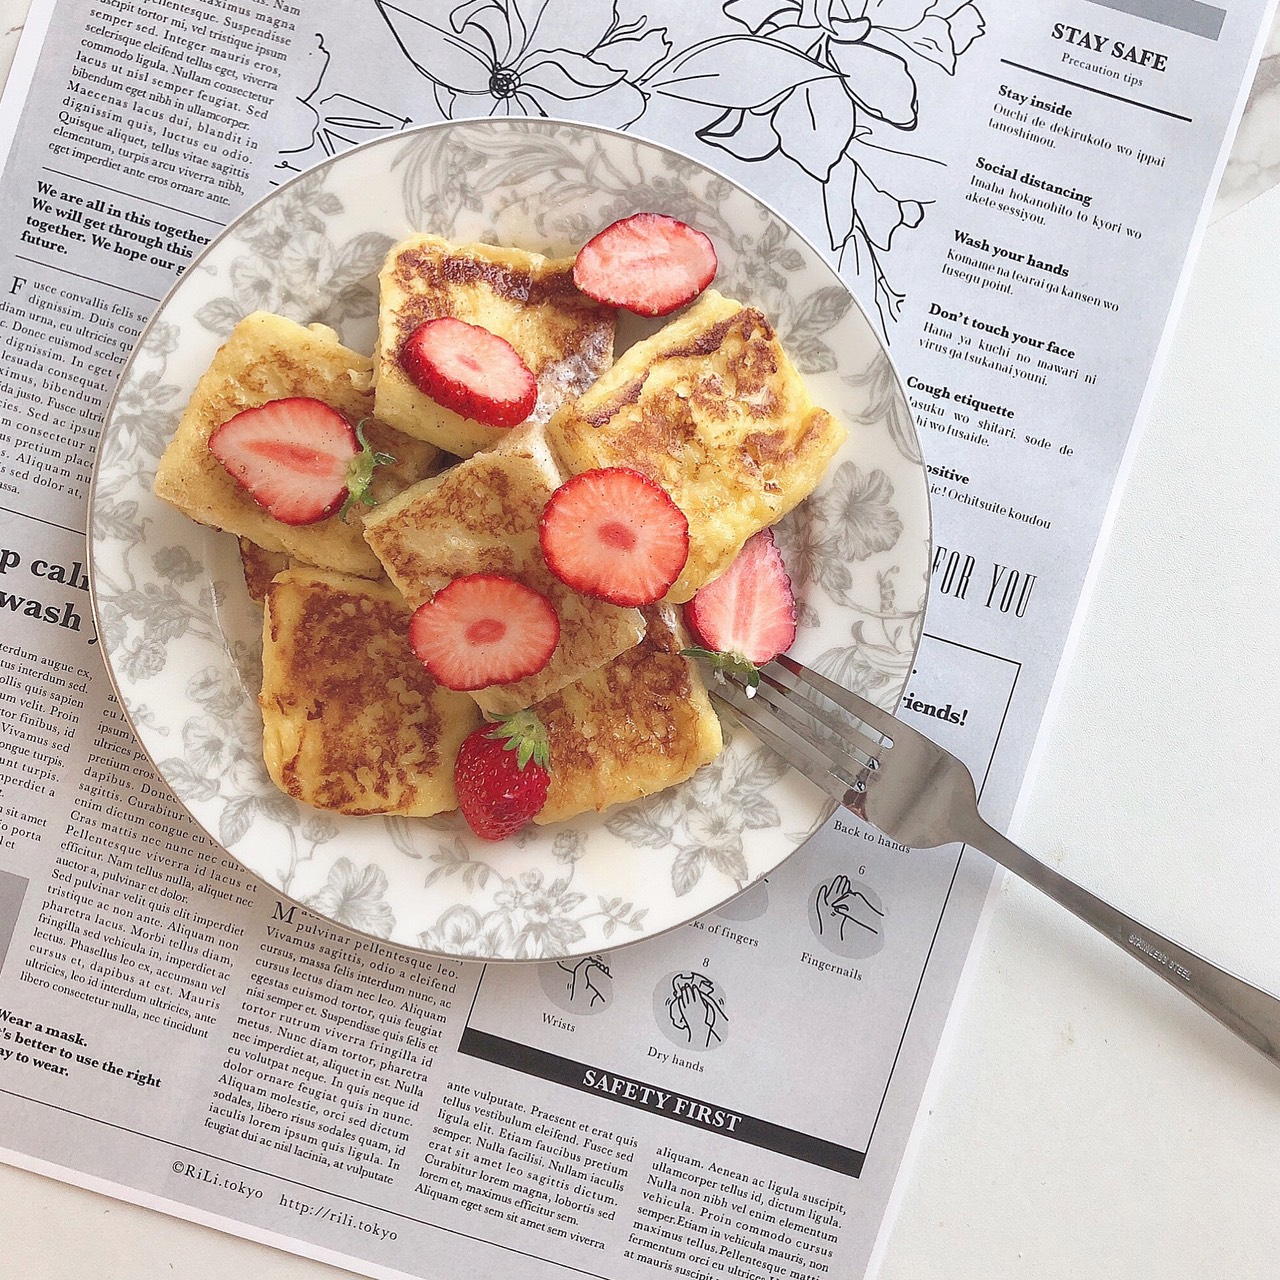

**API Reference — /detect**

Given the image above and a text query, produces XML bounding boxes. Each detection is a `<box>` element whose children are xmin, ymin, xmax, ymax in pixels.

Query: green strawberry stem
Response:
<box><xmin>485</xmin><ymin>708</ymin><xmax>551</xmax><ymax>772</ymax></box>
<box><xmin>680</xmin><ymin>646</ymin><xmax>761</xmax><ymax>693</ymax></box>
<box><xmin>339</xmin><ymin>419</ymin><xmax>396</xmax><ymax>521</ymax></box>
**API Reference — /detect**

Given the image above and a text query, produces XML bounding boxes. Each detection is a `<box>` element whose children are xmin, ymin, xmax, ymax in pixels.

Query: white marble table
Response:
<box><xmin>2</xmin><ymin>2</ymin><xmax>1279</xmax><ymax>1277</ymax></box>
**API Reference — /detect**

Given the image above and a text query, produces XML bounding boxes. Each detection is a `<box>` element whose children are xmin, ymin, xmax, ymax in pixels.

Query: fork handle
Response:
<box><xmin>963</xmin><ymin>816</ymin><xmax>1280</xmax><ymax>1065</ymax></box>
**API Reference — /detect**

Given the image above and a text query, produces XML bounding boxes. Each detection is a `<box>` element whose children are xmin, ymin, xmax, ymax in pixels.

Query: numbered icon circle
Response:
<box><xmin>539</xmin><ymin>955</ymin><xmax>614</xmax><ymax>1014</ymax></box>
<box><xmin>808</xmin><ymin>875</ymin><xmax>886</xmax><ymax>960</ymax></box>
<box><xmin>653</xmin><ymin>970</ymin><xmax>729</xmax><ymax>1052</ymax></box>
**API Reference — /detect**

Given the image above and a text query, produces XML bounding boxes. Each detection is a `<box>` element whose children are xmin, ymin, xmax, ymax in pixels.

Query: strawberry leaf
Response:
<box><xmin>488</xmin><ymin>709</ymin><xmax>551</xmax><ymax>772</ymax></box>
<box><xmin>680</xmin><ymin>646</ymin><xmax>761</xmax><ymax>690</ymax></box>
<box><xmin>339</xmin><ymin>419</ymin><xmax>397</xmax><ymax>521</ymax></box>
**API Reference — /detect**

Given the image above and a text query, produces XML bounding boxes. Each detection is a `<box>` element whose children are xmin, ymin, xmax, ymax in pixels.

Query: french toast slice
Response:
<box><xmin>260</xmin><ymin>568</ymin><xmax>481</xmax><ymax>816</ymax></box>
<box><xmin>534</xmin><ymin>606</ymin><xmax>723</xmax><ymax>825</ymax></box>
<box><xmin>374</xmin><ymin>234</ymin><xmax>616</xmax><ymax>458</ymax></box>
<box><xmin>238</xmin><ymin>538</ymin><xmax>292</xmax><ymax>606</ymax></box>
<box><xmin>154</xmin><ymin>311</ymin><xmax>440</xmax><ymax>578</ymax></box>
<box><xmin>546</xmin><ymin>289</ymin><xmax>846</xmax><ymax>602</ymax></box>
<box><xmin>361</xmin><ymin>424</ymin><xmax>645</xmax><ymax>717</ymax></box>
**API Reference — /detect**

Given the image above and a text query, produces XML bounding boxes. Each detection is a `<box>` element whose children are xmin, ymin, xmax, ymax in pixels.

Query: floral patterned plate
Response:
<box><xmin>90</xmin><ymin>119</ymin><xmax>929</xmax><ymax>962</ymax></box>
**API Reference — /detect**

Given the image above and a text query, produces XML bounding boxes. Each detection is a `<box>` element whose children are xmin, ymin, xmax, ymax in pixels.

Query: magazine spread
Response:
<box><xmin>0</xmin><ymin>1</ymin><xmax>1273</xmax><ymax>1277</ymax></box>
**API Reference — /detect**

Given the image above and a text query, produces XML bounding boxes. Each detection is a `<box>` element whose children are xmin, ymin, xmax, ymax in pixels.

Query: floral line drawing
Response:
<box><xmin>366</xmin><ymin>0</ymin><xmax>983</xmax><ymax>331</ymax></box>
<box><xmin>303</xmin><ymin>857</ymin><xmax>397</xmax><ymax>937</ymax></box>
<box><xmin>414</xmin><ymin>838</ymin><xmax>648</xmax><ymax>959</ymax></box>
<box><xmin>155</xmin><ymin>663</ymin><xmax>339</xmax><ymax>895</ymax></box>
<box><xmin>556</xmin><ymin>955</ymin><xmax>613</xmax><ymax>1007</ymax></box>
<box><xmin>91</xmin><ymin>321</ymin><xmax>219</xmax><ymax>685</ymax></box>
<box><xmin>647</xmin><ymin>0</ymin><xmax>984</xmax><ymax>330</ymax></box>
<box><xmin>605</xmin><ymin>726</ymin><xmax>792</xmax><ymax>899</ymax></box>
<box><xmin>666</xmin><ymin>972</ymin><xmax>728</xmax><ymax>1048</ymax></box>
<box><xmin>376</xmin><ymin>0</ymin><xmax>671</xmax><ymax>127</ymax></box>
<box><xmin>192</xmin><ymin>171</ymin><xmax>392</xmax><ymax>337</ymax></box>
<box><xmin>275</xmin><ymin>33</ymin><xmax>414</xmax><ymax>183</ymax></box>
<box><xmin>772</xmin><ymin>455</ymin><xmax>924</xmax><ymax>700</ymax></box>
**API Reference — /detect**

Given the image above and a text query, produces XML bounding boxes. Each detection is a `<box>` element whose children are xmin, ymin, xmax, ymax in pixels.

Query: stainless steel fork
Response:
<box><xmin>711</xmin><ymin>652</ymin><xmax>1280</xmax><ymax>1068</ymax></box>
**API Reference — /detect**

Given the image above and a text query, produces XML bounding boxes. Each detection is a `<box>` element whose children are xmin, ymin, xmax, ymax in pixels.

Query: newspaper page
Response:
<box><xmin>0</xmin><ymin>1</ymin><xmax>1271</xmax><ymax>1278</ymax></box>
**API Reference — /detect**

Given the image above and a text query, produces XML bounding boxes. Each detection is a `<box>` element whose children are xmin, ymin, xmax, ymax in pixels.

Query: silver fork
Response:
<box><xmin>711</xmin><ymin>652</ymin><xmax>1280</xmax><ymax>1068</ymax></box>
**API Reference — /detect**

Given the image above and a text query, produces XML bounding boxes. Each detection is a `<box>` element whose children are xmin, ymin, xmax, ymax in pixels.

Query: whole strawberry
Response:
<box><xmin>454</xmin><ymin>710</ymin><xmax>551</xmax><ymax>841</ymax></box>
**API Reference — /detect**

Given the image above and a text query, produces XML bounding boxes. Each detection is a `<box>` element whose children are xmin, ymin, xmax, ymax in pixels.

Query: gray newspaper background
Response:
<box><xmin>0</xmin><ymin>1</ymin><xmax>1271</xmax><ymax>1277</ymax></box>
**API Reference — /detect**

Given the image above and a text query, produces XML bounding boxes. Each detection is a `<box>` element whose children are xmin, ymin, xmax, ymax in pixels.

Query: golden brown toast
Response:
<box><xmin>360</xmin><ymin>424</ymin><xmax>644</xmax><ymax>716</ymax></box>
<box><xmin>546</xmin><ymin>290</ymin><xmax>846</xmax><ymax>602</ymax></box>
<box><xmin>534</xmin><ymin>606</ymin><xmax>723</xmax><ymax>824</ymax></box>
<box><xmin>374</xmin><ymin>234</ymin><xmax>616</xmax><ymax>457</ymax></box>
<box><xmin>154</xmin><ymin>312</ymin><xmax>440</xmax><ymax>577</ymax></box>
<box><xmin>259</xmin><ymin>568</ymin><xmax>481</xmax><ymax>816</ymax></box>
<box><xmin>238</xmin><ymin>538</ymin><xmax>292</xmax><ymax>606</ymax></box>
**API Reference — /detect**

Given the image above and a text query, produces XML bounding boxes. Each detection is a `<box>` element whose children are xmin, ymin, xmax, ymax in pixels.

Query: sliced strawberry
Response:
<box><xmin>208</xmin><ymin>398</ymin><xmax>393</xmax><ymax>526</ymax></box>
<box><xmin>539</xmin><ymin>467</ymin><xmax>689</xmax><ymax>607</ymax></box>
<box><xmin>399</xmin><ymin>317</ymin><xmax>537</xmax><ymax>428</ymax></box>
<box><xmin>573</xmin><ymin>212</ymin><xmax>717</xmax><ymax>317</ymax></box>
<box><xmin>454</xmin><ymin>710</ymin><xmax>551</xmax><ymax>841</ymax></box>
<box><xmin>409</xmin><ymin>574</ymin><xmax>559</xmax><ymax>691</ymax></box>
<box><xmin>683</xmin><ymin>529</ymin><xmax>797</xmax><ymax>686</ymax></box>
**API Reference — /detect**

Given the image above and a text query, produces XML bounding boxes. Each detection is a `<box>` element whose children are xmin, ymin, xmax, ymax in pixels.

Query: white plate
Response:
<box><xmin>89</xmin><ymin>119</ymin><xmax>929</xmax><ymax>961</ymax></box>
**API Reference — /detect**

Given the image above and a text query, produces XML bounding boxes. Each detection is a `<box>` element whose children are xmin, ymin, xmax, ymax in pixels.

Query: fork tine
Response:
<box><xmin>767</xmin><ymin>654</ymin><xmax>899</xmax><ymax>743</ymax></box>
<box><xmin>711</xmin><ymin>683</ymin><xmax>853</xmax><ymax>806</ymax></box>
<box><xmin>749</xmin><ymin>669</ymin><xmax>883</xmax><ymax>776</ymax></box>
